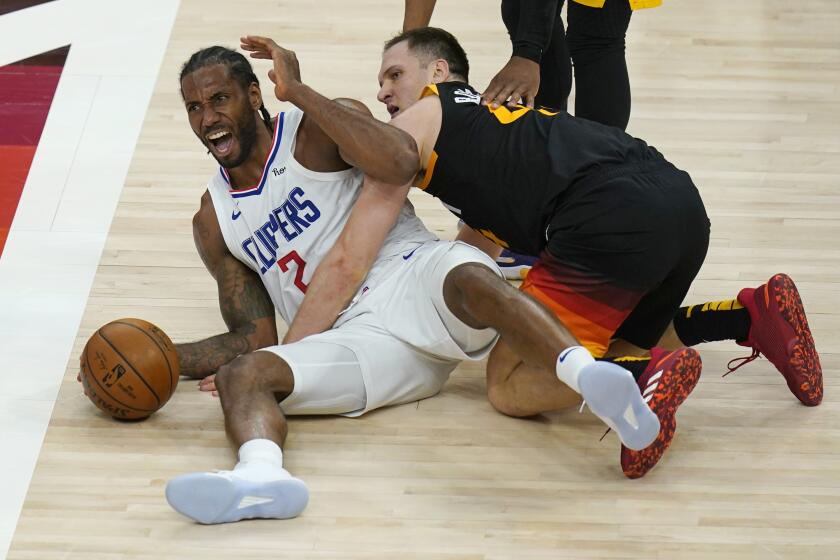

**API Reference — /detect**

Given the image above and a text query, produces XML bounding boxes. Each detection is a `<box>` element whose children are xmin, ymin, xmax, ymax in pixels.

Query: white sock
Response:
<box><xmin>555</xmin><ymin>346</ymin><xmax>595</xmax><ymax>393</ymax></box>
<box><xmin>234</xmin><ymin>439</ymin><xmax>288</xmax><ymax>481</ymax></box>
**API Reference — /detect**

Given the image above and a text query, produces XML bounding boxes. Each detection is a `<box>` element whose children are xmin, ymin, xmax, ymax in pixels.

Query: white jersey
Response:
<box><xmin>206</xmin><ymin>108</ymin><xmax>436</xmax><ymax>324</ymax></box>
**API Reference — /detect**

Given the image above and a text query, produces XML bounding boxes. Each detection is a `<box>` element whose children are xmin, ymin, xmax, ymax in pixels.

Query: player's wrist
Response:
<box><xmin>281</xmin><ymin>80</ymin><xmax>307</xmax><ymax>103</ymax></box>
<box><xmin>511</xmin><ymin>45</ymin><xmax>542</xmax><ymax>65</ymax></box>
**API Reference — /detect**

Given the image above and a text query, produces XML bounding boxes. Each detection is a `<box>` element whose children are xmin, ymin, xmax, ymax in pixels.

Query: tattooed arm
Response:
<box><xmin>176</xmin><ymin>191</ymin><xmax>278</xmax><ymax>379</ymax></box>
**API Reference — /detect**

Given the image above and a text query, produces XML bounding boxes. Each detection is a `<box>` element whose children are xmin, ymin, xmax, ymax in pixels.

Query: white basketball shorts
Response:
<box><xmin>260</xmin><ymin>240</ymin><xmax>502</xmax><ymax>416</ymax></box>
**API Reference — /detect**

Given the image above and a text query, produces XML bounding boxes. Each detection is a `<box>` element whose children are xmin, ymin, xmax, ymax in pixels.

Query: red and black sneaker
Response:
<box><xmin>621</xmin><ymin>347</ymin><xmax>702</xmax><ymax>479</ymax></box>
<box><xmin>731</xmin><ymin>274</ymin><xmax>822</xmax><ymax>406</ymax></box>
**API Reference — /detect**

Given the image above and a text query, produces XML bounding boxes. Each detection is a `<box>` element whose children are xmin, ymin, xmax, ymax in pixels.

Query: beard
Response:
<box><xmin>209</xmin><ymin>110</ymin><xmax>260</xmax><ymax>169</ymax></box>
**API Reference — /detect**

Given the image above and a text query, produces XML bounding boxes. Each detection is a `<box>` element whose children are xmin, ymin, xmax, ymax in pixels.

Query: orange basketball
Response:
<box><xmin>80</xmin><ymin>318</ymin><xmax>180</xmax><ymax>420</ymax></box>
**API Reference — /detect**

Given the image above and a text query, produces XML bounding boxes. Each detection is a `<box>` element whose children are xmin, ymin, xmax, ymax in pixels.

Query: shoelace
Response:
<box><xmin>579</xmin><ymin>400</ymin><xmax>613</xmax><ymax>442</ymax></box>
<box><xmin>723</xmin><ymin>348</ymin><xmax>761</xmax><ymax>377</ymax></box>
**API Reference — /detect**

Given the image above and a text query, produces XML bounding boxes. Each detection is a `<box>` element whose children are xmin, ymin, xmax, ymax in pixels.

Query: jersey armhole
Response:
<box><xmin>205</xmin><ymin>184</ymin><xmax>257</xmax><ymax>272</ymax></box>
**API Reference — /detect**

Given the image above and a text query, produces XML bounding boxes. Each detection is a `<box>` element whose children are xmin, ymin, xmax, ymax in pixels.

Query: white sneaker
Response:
<box><xmin>165</xmin><ymin>466</ymin><xmax>309</xmax><ymax>524</ymax></box>
<box><xmin>577</xmin><ymin>361</ymin><xmax>660</xmax><ymax>450</ymax></box>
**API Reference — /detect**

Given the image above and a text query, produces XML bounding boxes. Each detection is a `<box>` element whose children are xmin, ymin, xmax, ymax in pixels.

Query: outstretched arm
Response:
<box><xmin>280</xmin><ymin>95</ymin><xmax>441</xmax><ymax>343</ymax></box>
<box><xmin>240</xmin><ymin>36</ymin><xmax>421</xmax><ymax>186</ymax></box>
<box><xmin>176</xmin><ymin>192</ymin><xmax>278</xmax><ymax>379</ymax></box>
<box><xmin>280</xmin><ymin>99</ymin><xmax>408</xmax><ymax>343</ymax></box>
<box><xmin>482</xmin><ymin>0</ymin><xmax>558</xmax><ymax>109</ymax></box>
<box><xmin>282</xmin><ymin>176</ymin><xmax>412</xmax><ymax>344</ymax></box>
<box><xmin>403</xmin><ymin>0</ymin><xmax>437</xmax><ymax>31</ymax></box>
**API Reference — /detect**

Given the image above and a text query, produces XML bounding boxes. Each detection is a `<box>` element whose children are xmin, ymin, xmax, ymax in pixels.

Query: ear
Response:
<box><xmin>430</xmin><ymin>59</ymin><xmax>451</xmax><ymax>84</ymax></box>
<box><xmin>248</xmin><ymin>82</ymin><xmax>263</xmax><ymax>110</ymax></box>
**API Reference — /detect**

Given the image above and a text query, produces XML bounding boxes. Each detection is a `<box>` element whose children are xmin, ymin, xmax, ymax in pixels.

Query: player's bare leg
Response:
<box><xmin>166</xmin><ymin>352</ymin><xmax>309</xmax><ymax>524</ymax></box>
<box><xmin>486</xmin><ymin>339</ymin><xmax>580</xmax><ymax>417</ymax></box>
<box><xmin>442</xmin><ymin>263</ymin><xmax>660</xmax><ymax>450</ymax></box>
<box><xmin>215</xmin><ymin>351</ymin><xmax>293</xmax><ymax>447</ymax></box>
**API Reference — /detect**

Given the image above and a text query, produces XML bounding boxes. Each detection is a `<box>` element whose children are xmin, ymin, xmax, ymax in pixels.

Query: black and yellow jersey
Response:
<box><xmin>417</xmin><ymin>81</ymin><xmax>662</xmax><ymax>255</ymax></box>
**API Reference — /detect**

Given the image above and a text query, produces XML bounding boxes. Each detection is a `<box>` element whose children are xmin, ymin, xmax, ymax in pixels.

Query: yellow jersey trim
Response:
<box><xmin>488</xmin><ymin>104</ymin><xmax>531</xmax><ymax>124</ymax></box>
<box><xmin>416</xmin><ymin>83</ymin><xmax>512</xmax><ymax>248</ymax></box>
<box><xmin>415</xmin><ymin>84</ymin><xmax>442</xmax><ymax>190</ymax></box>
<box><xmin>478</xmin><ymin>229</ymin><xmax>510</xmax><ymax>249</ymax></box>
<box><xmin>420</xmin><ymin>83</ymin><xmax>439</xmax><ymax>99</ymax></box>
<box><xmin>487</xmin><ymin>104</ymin><xmax>560</xmax><ymax>124</ymax></box>
<box><xmin>418</xmin><ymin>150</ymin><xmax>438</xmax><ymax>191</ymax></box>
<box><xmin>572</xmin><ymin>0</ymin><xmax>662</xmax><ymax>10</ymax></box>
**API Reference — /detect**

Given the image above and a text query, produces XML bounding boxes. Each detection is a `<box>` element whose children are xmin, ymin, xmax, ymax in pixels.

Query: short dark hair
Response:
<box><xmin>384</xmin><ymin>27</ymin><xmax>469</xmax><ymax>82</ymax></box>
<box><xmin>179</xmin><ymin>46</ymin><xmax>272</xmax><ymax>130</ymax></box>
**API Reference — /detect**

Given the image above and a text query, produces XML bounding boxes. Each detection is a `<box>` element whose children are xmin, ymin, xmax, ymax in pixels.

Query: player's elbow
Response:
<box><xmin>374</xmin><ymin>130</ymin><xmax>420</xmax><ymax>186</ymax></box>
<box><xmin>392</xmin><ymin>137</ymin><xmax>421</xmax><ymax>185</ymax></box>
<box><xmin>243</xmin><ymin>317</ymin><xmax>279</xmax><ymax>351</ymax></box>
<box><xmin>374</xmin><ymin>153</ymin><xmax>418</xmax><ymax>188</ymax></box>
<box><xmin>254</xmin><ymin>328</ymin><xmax>279</xmax><ymax>350</ymax></box>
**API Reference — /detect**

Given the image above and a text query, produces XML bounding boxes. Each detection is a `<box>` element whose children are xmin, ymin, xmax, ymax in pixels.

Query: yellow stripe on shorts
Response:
<box><xmin>572</xmin><ymin>0</ymin><xmax>662</xmax><ymax>10</ymax></box>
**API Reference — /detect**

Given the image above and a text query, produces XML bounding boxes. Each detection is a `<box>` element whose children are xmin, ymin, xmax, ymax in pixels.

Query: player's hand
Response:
<box><xmin>240</xmin><ymin>35</ymin><xmax>302</xmax><ymax>102</ymax></box>
<box><xmin>77</xmin><ymin>356</ymin><xmax>94</xmax><ymax>400</ymax></box>
<box><xmin>482</xmin><ymin>56</ymin><xmax>540</xmax><ymax>110</ymax></box>
<box><xmin>198</xmin><ymin>374</ymin><xmax>219</xmax><ymax>397</ymax></box>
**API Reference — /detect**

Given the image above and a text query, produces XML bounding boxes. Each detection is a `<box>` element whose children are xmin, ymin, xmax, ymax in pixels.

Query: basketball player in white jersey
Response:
<box><xmin>163</xmin><ymin>43</ymin><xmax>659</xmax><ymax>524</ymax></box>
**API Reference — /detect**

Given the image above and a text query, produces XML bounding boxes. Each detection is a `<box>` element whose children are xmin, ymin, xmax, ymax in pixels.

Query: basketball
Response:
<box><xmin>79</xmin><ymin>318</ymin><xmax>180</xmax><ymax>420</ymax></box>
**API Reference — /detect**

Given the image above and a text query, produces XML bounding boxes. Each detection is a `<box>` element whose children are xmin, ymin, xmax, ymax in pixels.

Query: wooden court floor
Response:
<box><xmin>9</xmin><ymin>0</ymin><xmax>840</xmax><ymax>558</ymax></box>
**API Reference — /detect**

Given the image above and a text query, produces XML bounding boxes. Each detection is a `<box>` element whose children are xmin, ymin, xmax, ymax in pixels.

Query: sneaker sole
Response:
<box><xmin>579</xmin><ymin>362</ymin><xmax>661</xmax><ymax>451</ymax></box>
<box><xmin>770</xmin><ymin>274</ymin><xmax>823</xmax><ymax>406</ymax></box>
<box><xmin>166</xmin><ymin>473</ymin><xmax>309</xmax><ymax>524</ymax></box>
<box><xmin>621</xmin><ymin>348</ymin><xmax>702</xmax><ymax>479</ymax></box>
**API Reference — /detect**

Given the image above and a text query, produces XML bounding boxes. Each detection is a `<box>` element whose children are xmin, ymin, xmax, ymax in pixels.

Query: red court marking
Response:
<box><xmin>0</xmin><ymin>65</ymin><xmax>64</xmax><ymax>145</ymax></box>
<box><xmin>0</xmin><ymin>47</ymin><xmax>68</xmax><ymax>257</ymax></box>
<box><xmin>0</xmin><ymin>0</ymin><xmax>56</xmax><ymax>16</ymax></box>
<box><xmin>0</xmin><ymin>145</ymin><xmax>37</xmax><ymax>252</ymax></box>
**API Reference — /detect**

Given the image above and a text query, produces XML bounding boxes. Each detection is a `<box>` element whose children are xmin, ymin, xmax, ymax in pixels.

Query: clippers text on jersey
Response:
<box><xmin>240</xmin><ymin>186</ymin><xmax>321</xmax><ymax>274</ymax></box>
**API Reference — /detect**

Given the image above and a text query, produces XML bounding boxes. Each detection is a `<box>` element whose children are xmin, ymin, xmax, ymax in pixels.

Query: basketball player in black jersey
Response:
<box><xmin>370</xmin><ymin>27</ymin><xmax>823</xmax><ymax>478</ymax></box>
<box><xmin>402</xmin><ymin>1</ymin><xmax>645</xmax><ymax>280</ymax></box>
<box><xmin>241</xmin><ymin>32</ymin><xmax>821</xmax><ymax>480</ymax></box>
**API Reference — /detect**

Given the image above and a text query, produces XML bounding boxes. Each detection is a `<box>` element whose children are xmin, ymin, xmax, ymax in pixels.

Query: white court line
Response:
<box><xmin>0</xmin><ymin>2</ymin><xmax>72</xmax><ymax>68</ymax></box>
<box><xmin>0</xmin><ymin>2</ymin><xmax>180</xmax><ymax>558</ymax></box>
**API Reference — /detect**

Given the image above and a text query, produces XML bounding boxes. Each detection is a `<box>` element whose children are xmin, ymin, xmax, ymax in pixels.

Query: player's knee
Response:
<box><xmin>216</xmin><ymin>352</ymin><xmax>293</xmax><ymax>402</ymax></box>
<box><xmin>215</xmin><ymin>356</ymin><xmax>258</xmax><ymax>399</ymax></box>
<box><xmin>485</xmin><ymin>352</ymin><xmax>534</xmax><ymax>418</ymax></box>
<box><xmin>487</xmin><ymin>382</ymin><xmax>534</xmax><ymax>418</ymax></box>
<box><xmin>216</xmin><ymin>353</ymin><xmax>270</xmax><ymax>394</ymax></box>
<box><xmin>443</xmin><ymin>262</ymin><xmax>505</xmax><ymax>328</ymax></box>
<box><xmin>448</xmin><ymin>261</ymin><xmax>496</xmax><ymax>283</ymax></box>
<box><xmin>566</xmin><ymin>27</ymin><xmax>626</xmax><ymax>64</ymax></box>
<box><xmin>445</xmin><ymin>262</ymin><xmax>505</xmax><ymax>302</ymax></box>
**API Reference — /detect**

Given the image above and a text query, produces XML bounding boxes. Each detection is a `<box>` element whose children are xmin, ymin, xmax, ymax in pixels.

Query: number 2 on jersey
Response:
<box><xmin>277</xmin><ymin>250</ymin><xmax>308</xmax><ymax>293</ymax></box>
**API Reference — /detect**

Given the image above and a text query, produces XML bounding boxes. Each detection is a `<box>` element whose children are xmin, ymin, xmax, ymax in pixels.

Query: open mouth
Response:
<box><xmin>387</xmin><ymin>104</ymin><xmax>399</xmax><ymax>117</ymax></box>
<box><xmin>206</xmin><ymin>129</ymin><xmax>235</xmax><ymax>156</ymax></box>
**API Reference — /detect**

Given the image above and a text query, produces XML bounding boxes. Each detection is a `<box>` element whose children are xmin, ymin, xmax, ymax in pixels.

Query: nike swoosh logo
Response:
<box><xmin>238</xmin><ymin>495</ymin><xmax>274</xmax><ymax>509</ymax></box>
<box><xmin>558</xmin><ymin>347</ymin><xmax>577</xmax><ymax>363</ymax></box>
<box><xmin>231</xmin><ymin>210</ymin><xmax>242</xmax><ymax>220</ymax></box>
<box><xmin>402</xmin><ymin>247</ymin><xmax>419</xmax><ymax>260</ymax></box>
